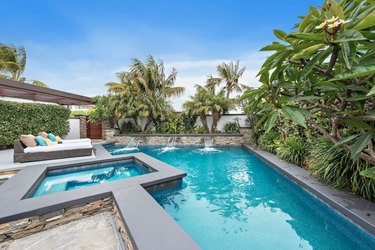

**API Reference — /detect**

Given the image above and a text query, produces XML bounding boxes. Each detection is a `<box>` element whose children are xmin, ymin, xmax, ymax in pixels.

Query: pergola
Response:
<box><xmin>0</xmin><ymin>77</ymin><xmax>93</xmax><ymax>105</ymax></box>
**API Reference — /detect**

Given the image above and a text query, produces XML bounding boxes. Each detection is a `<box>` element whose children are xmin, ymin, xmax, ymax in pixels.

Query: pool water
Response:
<box><xmin>107</xmin><ymin>145</ymin><xmax>375</xmax><ymax>250</ymax></box>
<box><xmin>32</xmin><ymin>161</ymin><xmax>150</xmax><ymax>197</ymax></box>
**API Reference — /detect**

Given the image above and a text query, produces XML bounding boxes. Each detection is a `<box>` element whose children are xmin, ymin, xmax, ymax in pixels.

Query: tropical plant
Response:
<box><xmin>217</xmin><ymin>60</ymin><xmax>246</xmax><ymax>98</ymax></box>
<box><xmin>309</xmin><ymin>137</ymin><xmax>375</xmax><ymax>201</ymax></box>
<box><xmin>183</xmin><ymin>88</ymin><xmax>211</xmax><ymax>133</ymax></box>
<box><xmin>223</xmin><ymin>118</ymin><xmax>241</xmax><ymax>134</ymax></box>
<box><xmin>120</xmin><ymin>121</ymin><xmax>140</xmax><ymax>134</ymax></box>
<box><xmin>89</xmin><ymin>95</ymin><xmax>119</xmax><ymax>128</ymax></box>
<box><xmin>241</xmin><ymin>0</ymin><xmax>375</xmax><ymax>167</ymax></box>
<box><xmin>0</xmin><ymin>44</ymin><xmax>26</xmax><ymax>81</ymax></box>
<box><xmin>31</xmin><ymin>80</ymin><xmax>49</xmax><ymax>88</ymax></box>
<box><xmin>181</xmin><ymin>111</ymin><xmax>197</xmax><ymax>133</ymax></box>
<box><xmin>195</xmin><ymin>126</ymin><xmax>206</xmax><ymax>134</ymax></box>
<box><xmin>258</xmin><ymin>130</ymin><xmax>280</xmax><ymax>154</ymax></box>
<box><xmin>277</xmin><ymin>136</ymin><xmax>308</xmax><ymax>167</ymax></box>
<box><xmin>184</xmin><ymin>76</ymin><xmax>233</xmax><ymax>133</ymax></box>
<box><xmin>106</xmin><ymin>56</ymin><xmax>183</xmax><ymax>131</ymax></box>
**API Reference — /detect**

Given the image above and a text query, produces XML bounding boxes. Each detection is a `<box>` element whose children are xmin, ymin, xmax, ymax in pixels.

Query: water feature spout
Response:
<box><xmin>159</xmin><ymin>137</ymin><xmax>178</xmax><ymax>154</ymax></box>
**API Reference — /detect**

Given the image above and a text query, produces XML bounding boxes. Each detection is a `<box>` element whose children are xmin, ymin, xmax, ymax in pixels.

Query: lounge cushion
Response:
<box><xmin>48</xmin><ymin>133</ymin><xmax>57</xmax><ymax>142</ymax></box>
<box><xmin>62</xmin><ymin>138</ymin><xmax>92</xmax><ymax>144</ymax></box>
<box><xmin>20</xmin><ymin>135</ymin><xmax>37</xmax><ymax>147</ymax></box>
<box><xmin>35</xmin><ymin>136</ymin><xmax>48</xmax><ymax>146</ymax></box>
<box><xmin>24</xmin><ymin>142</ymin><xmax>93</xmax><ymax>153</ymax></box>
<box><xmin>38</xmin><ymin>132</ymin><xmax>48</xmax><ymax>138</ymax></box>
<box><xmin>55</xmin><ymin>136</ymin><xmax>63</xmax><ymax>142</ymax></box>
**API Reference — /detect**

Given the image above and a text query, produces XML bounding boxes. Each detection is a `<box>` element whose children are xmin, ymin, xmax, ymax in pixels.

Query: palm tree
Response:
<box><xmin>184</xmin><ymin>77</ymin><xmax>234</xmax><ymax>133</ymax></box>
<box><xmin>0</xmin><ymin>44</ymin><xmax>26</xmax><ymax>81</ymax></box>
<box><xmin>217</xmin><ymin>60</ymin><xmax>246</xmax><ymax>98</ymax></box>
<box><xmin>183</xmin><ymin>88</ymin><xmax>211</xmax><ymax>133</ymax></box>
<box><xmin>106</xmin><ymin>56</ymin><xmax>183</xmax><ymax>131</ymax></box>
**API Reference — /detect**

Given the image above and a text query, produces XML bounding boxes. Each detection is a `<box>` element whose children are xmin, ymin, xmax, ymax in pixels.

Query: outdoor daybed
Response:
<box><xmin>13</xmin><ymin>139</ymin><xmax>94</xmax><ymax>163</ymax></box>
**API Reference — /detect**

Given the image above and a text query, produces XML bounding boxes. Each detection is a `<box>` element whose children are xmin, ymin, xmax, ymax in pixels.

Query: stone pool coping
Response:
<box><xmin>0</xmin><ymin>144</ymin><xmax>201</xmax><ymax>250</ymax></box>
<box><xmin>242</xmin><ymin>144</ymin><xmax>375</xmax><ymax>236</ymax></box>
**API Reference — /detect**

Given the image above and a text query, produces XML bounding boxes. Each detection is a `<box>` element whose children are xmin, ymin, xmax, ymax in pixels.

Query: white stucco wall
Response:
<box><xmin>65</xmin><ymin>118</ymin><xmax>80</xmax><ymax>139</ymax></box>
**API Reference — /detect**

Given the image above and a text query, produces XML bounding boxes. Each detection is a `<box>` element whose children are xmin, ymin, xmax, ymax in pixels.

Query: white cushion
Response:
<box><xmin>62</xmin><ymin>138</ymin><xmax>92</xmax><ymax>144</ymax></box>
<box><xmin>24</xmin><ymin>142</ymin><xmax>93</xmax><ymax>153</ymax></box>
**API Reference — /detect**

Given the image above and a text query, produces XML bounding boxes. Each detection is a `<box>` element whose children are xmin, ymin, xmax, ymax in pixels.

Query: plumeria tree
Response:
<box><xmin>241</xmin><ymin>0</ymin><xmax>375</xmax><ymax>175</ymax></box>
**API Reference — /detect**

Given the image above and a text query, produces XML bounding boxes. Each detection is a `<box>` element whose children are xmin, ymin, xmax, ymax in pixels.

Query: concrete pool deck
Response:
<box><xmin>242</xmin><ymin>144</ymin><xmax>375</xmax><ymax>236</ymax></box>
<box><xmin>0</xmin><ymin>144</ymin><xmax>201</xmax><ymax>250</ymax></box>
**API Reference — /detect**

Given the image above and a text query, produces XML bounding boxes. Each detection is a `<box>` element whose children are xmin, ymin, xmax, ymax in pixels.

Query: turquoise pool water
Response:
<box><xmin>107</xmin><ymin>145</ymin><xmax>375</xmax><ymax>250</ymax></box>
<box><xmin>32</xmin><ymin>161</ymin><xmax>150</xmax><ymax>197</ymax></box>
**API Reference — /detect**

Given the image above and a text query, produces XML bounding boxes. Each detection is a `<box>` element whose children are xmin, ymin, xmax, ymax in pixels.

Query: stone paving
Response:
<box><xmin>0</xmin><ymin>212</ymin><xmax>121</xmax><ymax>250</ymax></box>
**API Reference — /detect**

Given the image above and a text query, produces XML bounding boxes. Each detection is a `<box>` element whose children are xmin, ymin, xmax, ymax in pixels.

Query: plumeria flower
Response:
<box><xmin>328</xmin><ymin>19</ymin><xmax>351</xmax><ymax>28</ymax></box>
<box><xmin>327</xmin><ymin>16</ymin><xmax>339</xmax><ymax>23</ymax></box>
<box><xmin>316</xmin><ymin>20</ymin><xmax>327</xmax><ymax>29</ymax></box>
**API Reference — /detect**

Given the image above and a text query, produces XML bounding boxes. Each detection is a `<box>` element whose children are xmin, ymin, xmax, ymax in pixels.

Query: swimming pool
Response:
<box><xmin>107</xmin><ymin>144</ymin><xmax>375</xmax><ymax>249</ymax></box>
<box><xmin>31</xmin><ymin>160</ymin><xmax>152</xmax><ymax>198</ymax></box>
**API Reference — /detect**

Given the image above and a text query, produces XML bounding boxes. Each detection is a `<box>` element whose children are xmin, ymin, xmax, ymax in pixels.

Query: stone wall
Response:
<box><xmin>104</xmin><ymin>128</ymin><xmax>251</xmax><ymax>146</ymax></box>
<box><xmin>78</xmin><ymin>116</ymin><xmax>87</xmax><ymax>139</ymax></box>
<box><xmin>0</xmin><ymin>197</ymin><xmax>133</xmax><ymax>250</ymax></box>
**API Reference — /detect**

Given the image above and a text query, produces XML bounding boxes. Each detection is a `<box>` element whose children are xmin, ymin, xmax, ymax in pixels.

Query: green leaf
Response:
<box><xmin>351</xmin><ymin>132</ymin><xmax>373</xmax><ymax>159</ymax></box>
<box><xmin>273</xmin><ymin>30</ymin><xmax>288</xmax><ymax>41</ymax></box>
<box><xmin>333</xmin><ymin>30</ymin><xmax>367</xmax><ymax>43</ymax></box>
<box><xmin>367</xmin><ymin>86</ymin><xmax>375</xmax><ymax>96</ymax></box>
<box><xmin>346</xmin><ymin>95</ymin><xmax>370</xmax><ymax>101</ymax></box>
<box><xmin>301</xmin><ymin>50</ymin><xmax>325</xmax><ymax>78</ymax></box>
<box><xmin>360</xmin><ymin>167</ymin><xmax>375</xmax><ymax>180</ymax></box>
<box><xmin>334</xmin><ymin>134</ymin><xmax>360</xmax><ymax>147</ymax></box>
<box><xmin>352</xmin><ymin>12</ymin><xmax>375</xmax><ymax>30</ymax></box>
<box><xmin>340</xmin><ymin>118</ymin><xmax>371</xmax><ymax>129</ymax></box>
<box><xmin>260</xmin><ymin>43</ymin><xmax>287</xmax><ymax>51</ymax></box>
<box><xmin>331</xmin><ymin>64</ymin><xmax>375</xmax><ymax>80</ymax></box>
<box><xmin>287</xmin><ymin>32</ymin><xmax>325</xmax><ymax>41</ymax></box>
<box><xmin>265</xmin><ymin>111</ymin><xmax>278</xmax><ymax>133</ymax></box>
<box><xmin>331</xmin><ymin>0</ymin><xmax>345</xmax><ymax>19</ymax></box>
<box><xmin>290</xmin><ymin>44</ymin><xmax>325</xmax><ymax>60</ymax></box>
<box><xmin>341</xmin><ymin>42</ymin><xmax>356</xmax><ymax>69</ymax></box>
<box><xmin>282</xmin><ymin>106</ymin><xmax>307</xmax><ymax>128</ymax></box>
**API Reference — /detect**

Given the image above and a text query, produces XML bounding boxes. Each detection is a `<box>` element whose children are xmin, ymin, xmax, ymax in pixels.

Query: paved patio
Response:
<box><xmin>0</xmin><ymin>212</ymin><xmax>122</xmax><ymax>250</ymax></box>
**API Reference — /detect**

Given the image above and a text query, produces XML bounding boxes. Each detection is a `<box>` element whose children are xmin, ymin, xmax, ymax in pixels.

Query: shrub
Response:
<box><xmin>163</xmin><ymin>117</ymin><xmax>183</xmax><ymax>134</ymax></box>
<box><xmin>195</xmin><ymin>126</ymin><xmax>206</xmax><ymax>134</ymax></box>
<box><xmin>277</xmin><ymin>136</ymin><xmax>307</xmax><ymax>167</ymax></box>
<box><xmin>308</xmin><ymin>138</ymin><xmax>375</xmax><ymax>201</ymax></box>
<box><xmin>258</xmin><ymin>130</ymin><xmax>280</xmax><ymax>154</ymax></box>
<box><xmin>181</xmin><ymin>112</ymin><xmax>197</xmax><ymax>133</ymax></box>
<box><xmin>223</xmin><ymin>118</ymin><xmax>240</xmax><ymax>134</ymax></box>
<box><xmin>70</xmin><ymin>110</ymin><xmax>87</xmax><ymax>117</ymax></box>
<box><xmin>0</xmin><ymin>100</ymin><xmax>70</xmax><ymax>148</ymax></box>
<box><xmin>120</xmin><ymin>121</ymin><xmax>140</xmax><ymax>133</ymax></box>
<box><xmin>154</xmin><ymin>116</ymin><xmax>183</xmax><ymax>134</ymax></box>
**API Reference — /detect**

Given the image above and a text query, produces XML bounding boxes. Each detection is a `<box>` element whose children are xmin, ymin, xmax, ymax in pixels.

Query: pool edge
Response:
<box><xmin>242</xmin><ymin>143</ymin><xmax>375</xmax><ymax>236</ymax></box>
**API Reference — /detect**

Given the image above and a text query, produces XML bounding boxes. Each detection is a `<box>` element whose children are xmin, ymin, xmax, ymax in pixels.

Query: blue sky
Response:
<box><xmin>2</xmin><ymin>0</ymin><xmax>322</xmax><ymax>110</ymax></box>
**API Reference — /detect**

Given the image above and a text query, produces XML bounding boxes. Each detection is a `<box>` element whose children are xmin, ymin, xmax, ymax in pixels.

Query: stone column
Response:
<box><xmin>79</xmin><ymin>116</ymin><xmax>88</xmax><ymax>139</ymax></box>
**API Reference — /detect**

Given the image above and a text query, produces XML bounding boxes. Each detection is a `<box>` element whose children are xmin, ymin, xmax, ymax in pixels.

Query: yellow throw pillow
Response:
<box><xmin>55</xmin><ymin>136</ymin><xmax>63</xmax><ymax>143</ymax></box>
<box><xmin>44</xmin><ymin>138</ymin><xmax>53</xmax><ymax>146</ymax></box>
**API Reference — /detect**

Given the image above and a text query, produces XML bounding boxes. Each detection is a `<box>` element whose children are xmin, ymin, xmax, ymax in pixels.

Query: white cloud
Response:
<box><xmin>22</xmin><ymin>36</ymin><xmax>269</xmax><ymax>111</ymax></box>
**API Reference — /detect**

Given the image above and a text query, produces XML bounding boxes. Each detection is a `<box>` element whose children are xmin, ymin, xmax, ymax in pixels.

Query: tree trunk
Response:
<box><xmin>143</xmin><ymin>116</ymin><xmax>153</xmax><ymax>131</ymax></box>
<box><xmin>211</xmin><ymin>111</ymin><xmax>220</xmax><ymax>132</ymax></box>
<box><xmin>200</xmin><ymin>113</ymin><xmax>210</xmax><ymax>133</ymax></box>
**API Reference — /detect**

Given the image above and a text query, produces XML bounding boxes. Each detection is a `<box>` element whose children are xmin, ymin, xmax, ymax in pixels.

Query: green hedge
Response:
<box><xmin>0</xmin><ymin>100</ymin><xmax>71</xmax><ymax>148</ymax></box>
